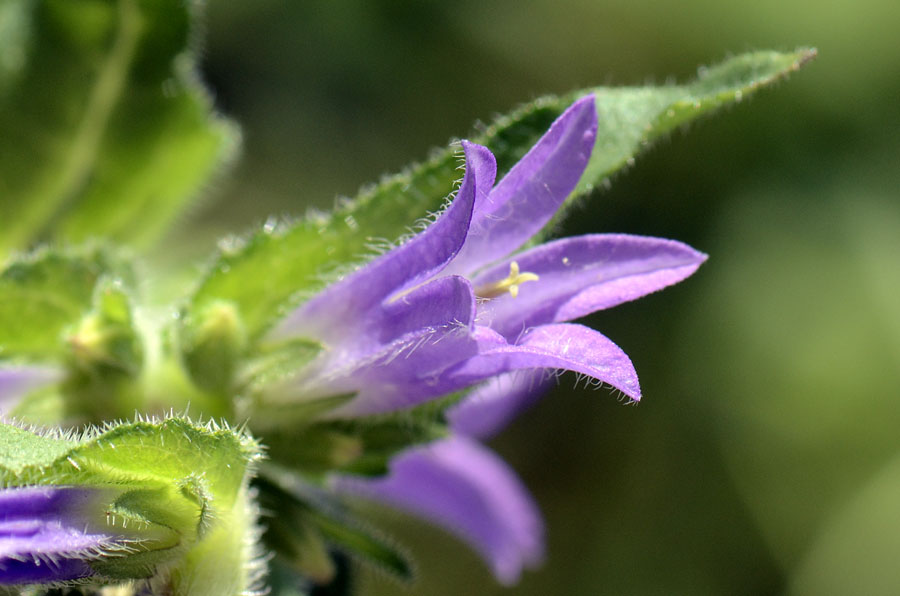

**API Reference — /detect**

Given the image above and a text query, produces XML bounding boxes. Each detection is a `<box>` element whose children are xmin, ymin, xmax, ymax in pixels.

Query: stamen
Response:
<box><xmin>475</xmin><ymin>261</ymin><xmax>540</xmax><ymax>299</ymax></box>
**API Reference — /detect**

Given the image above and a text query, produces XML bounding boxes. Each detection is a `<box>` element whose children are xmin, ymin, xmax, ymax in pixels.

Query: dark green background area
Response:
<box><xmin>191</xmin><ymin>1</ymin><xmax>897</xmax><ymax>594</ymax></box>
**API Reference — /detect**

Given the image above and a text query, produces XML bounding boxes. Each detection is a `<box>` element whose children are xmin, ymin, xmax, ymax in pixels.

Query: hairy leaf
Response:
<box><xmin>0</xmin><ymin>245</ymin><xmax>129</xmax><ymax>359</ymax></box>
<box><xmin>0</xmin><ymin>416</ymin><xmax>262</xmax><ymax>589</ymax></box>
<box><xmin>183</xmin><ymin>49</ymin><xmax>815</xmax><ymax>343</ymax></box>
<box><xmin>0</xmin><ymin>0</ymin><xmax>237</xmax><ymax>257</ymax></box>
<box><xmin>0</xmin><ymin>416</ymin><xmax>260</xmax><ymax>507</ymax></box>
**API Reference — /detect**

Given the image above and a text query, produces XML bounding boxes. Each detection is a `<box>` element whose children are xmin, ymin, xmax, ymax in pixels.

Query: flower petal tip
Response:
<box><xmin>570</xmin><ymin>93</ymin><xmax>597</xmax><ymax>114</ymax></box>
<box><xmin>459</xmin><ymin>140</ymin><xmax>497</xmax><ymax>186</ymax></box>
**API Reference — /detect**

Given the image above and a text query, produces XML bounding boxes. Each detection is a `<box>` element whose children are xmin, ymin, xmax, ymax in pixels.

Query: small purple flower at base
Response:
<box><xmin>0</xmin><ymin>486</ymin><xmax>122</xmax><ymax>585</ymax></box>
<box><xmin>0</xmin><ymin>484</ymin><xmax>183</xmax><ymax>587</ymax></box>
<box><xmin>267</xmin><ymin>95</ymin><xmax>706</xmax><ymax>418</ymax></box>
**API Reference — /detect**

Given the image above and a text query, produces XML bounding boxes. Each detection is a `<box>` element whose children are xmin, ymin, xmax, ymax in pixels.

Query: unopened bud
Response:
<box><xmin>181</xmin><ymin>300</ymin><xmax>247</xmax><ymax>394</ymax></box>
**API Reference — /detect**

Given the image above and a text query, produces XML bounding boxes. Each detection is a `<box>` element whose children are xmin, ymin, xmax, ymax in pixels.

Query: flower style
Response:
<box><xmin>263</xmin><ymin>96</ymin><xmax>707</xmax><ymax>584</ymax></box>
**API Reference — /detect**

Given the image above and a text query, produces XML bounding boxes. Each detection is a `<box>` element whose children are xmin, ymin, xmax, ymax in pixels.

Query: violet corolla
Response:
<box><xmin>259</xmin><ymin>96</ymin><xmax>706</xmax><ymax>584</ymax></box>
<box><xmin>264</xmin><ymin>95</ymin><xmax>705</xmax><ymax>419</ymax></box>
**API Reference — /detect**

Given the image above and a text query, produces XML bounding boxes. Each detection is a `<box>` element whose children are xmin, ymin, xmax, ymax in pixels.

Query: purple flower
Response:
<box><xmin>267</xmin><ymin>95</ymin><xmax>706</xmax><ymax>419</ymax></box>
<box><xmin>0</xmin><ymin>486</ymin><xmax>139</xmax><ymax>585</ymax></box>
<box><xmin>311</xmin><ymin>96</ymin><xmax>707</xmax><ymax>585</ymax></box>
<box><xmin>0</xmin><ymin>365</ymin><xmax>60</xmax><ymax>415</ymax></box>
<box><xmin>331</xmin><ymin>377</ymin><xmax>554</xmax><ymax>584</ymax></box>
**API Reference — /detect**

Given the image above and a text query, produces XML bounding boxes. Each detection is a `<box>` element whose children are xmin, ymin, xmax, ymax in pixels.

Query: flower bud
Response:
<box><xmin>63</xmin><ymin>280</ymin><xmax>143</xmax><ymax>420</ymax></box>
<box><xmin>180</xmin><ymin>300</ymin><xmax>247</xmax><ymax>394</ymax></box>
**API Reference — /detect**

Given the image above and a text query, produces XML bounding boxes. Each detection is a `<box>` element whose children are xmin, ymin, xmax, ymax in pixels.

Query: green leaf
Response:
<box><xmin>168</xmin><ymin>482</ymin><xmax>264</xmax><ymax>596</ymax></box>
<box><xmin>0</xmin><ymin>1</ymin><xmax>32</xmax><ymax>100</ymax></box>
<box><xmin>572</xmin><ymin>49</ymin><xmax>818</xmax><ymax>195</ymax></box>
<box><xmin>0</xmin><ymin>416</ymin><xmax>260</xmax><ymax>506</ymax></box>
<box><xmin>0</xmin><ymin>0</ymin><xmax>237</xmax><ymax>258</ymax></box>
<box><xmin>0</xmin><ymin>416</ymin><xmax>262</xmax><ymax>588</ymax></box>
<box><xmin>183</xmin><ymin>49</ymin><xmax>814</xmax><ymax>342</ymax></box>
<box><xmin>0</xmin><ymin>245</ymin><xmax>129</xmax><ymax>360</ymax></box>
<box><xmin>0</xmin><ymin>421</ymin><xmax>77</xmax><ymax>472</ymax></box>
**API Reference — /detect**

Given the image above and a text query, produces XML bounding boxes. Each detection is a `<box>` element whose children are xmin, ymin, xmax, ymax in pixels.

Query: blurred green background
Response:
<box><xmin>188</xmin><ymin>1</ymin><xmax>899</xmax><ymax>594</ymax></box>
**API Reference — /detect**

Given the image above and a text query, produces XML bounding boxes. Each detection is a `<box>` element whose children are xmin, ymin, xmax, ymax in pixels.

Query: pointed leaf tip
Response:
<box><xmin>183</xmin><ymin>50</ymin><xmax>808</xmax><ymax>351</ymax></box>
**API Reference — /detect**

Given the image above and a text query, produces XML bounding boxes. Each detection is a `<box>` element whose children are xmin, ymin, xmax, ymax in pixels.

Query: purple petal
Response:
<box><xmin>375</xmin><ymin>275</ymin><xmax>476</xmax><ymax>346</ymax></box>
<box><xmin>447</xmin><ymin>370</ymin><xmax>554</xmax><ymax>439</ymax></box>
<box><xmin>446</xmin><ymin>96</ymin><xmax>598</xmax><ymax>275</ymax></box>
<box><xmin>0</xmin><ymin>487</ymin><xmax>115</xmax><ymax>585</ymax></box>
<box><xmin>448</xmin><ymin>323</ymin><xmax>641</xmax><ymax>401</ymax></box>
<box><xmin>473</xmin><ymin>234</ymin><xmax>707</xmax><ymax>339</ymax></box>
<box><xmin>0</xmin><ymin>365</ymin><xmax>61</xmax><ymax>414</ymax></box>
<box><xmin>284</xmin><ymin>276</ymin><xmax>480</xmax><ymax>416</ymax></box>
<box><xmin>324</xmin><ymin>323</ymin><xmax>479</xmax><ymax>417</ymax></box>
<box><xmin>272</xmin><ymin>141</ymin><xmax>496</xmax><ymax>344</ymax></box>
<box><xmin>332</xmin><ymin>436</ymin><xmax>544</xmax><ymax>584</ymax></box>
<box><xmin>333</xmin><ymin>320</ymin><xmax>639</xmax><ymax>419</ymax></box>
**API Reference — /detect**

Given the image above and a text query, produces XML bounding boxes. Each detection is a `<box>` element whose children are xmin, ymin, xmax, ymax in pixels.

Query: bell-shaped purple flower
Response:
<box><xmin>318</xmin><ymin>96</ymin><xmax>706</xmax><ymax>585</ymax></box>
<box><xmin>268</xmin><ymin>95</ymin><xmax>706</xmax><ymax>419</ymax></box>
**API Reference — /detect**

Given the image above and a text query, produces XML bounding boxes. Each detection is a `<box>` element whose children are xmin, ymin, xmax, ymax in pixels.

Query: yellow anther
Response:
<box><xmin>475</xmin><ymin>261</ymin><xmax>540</xmax><ymax>299</ymax></box>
